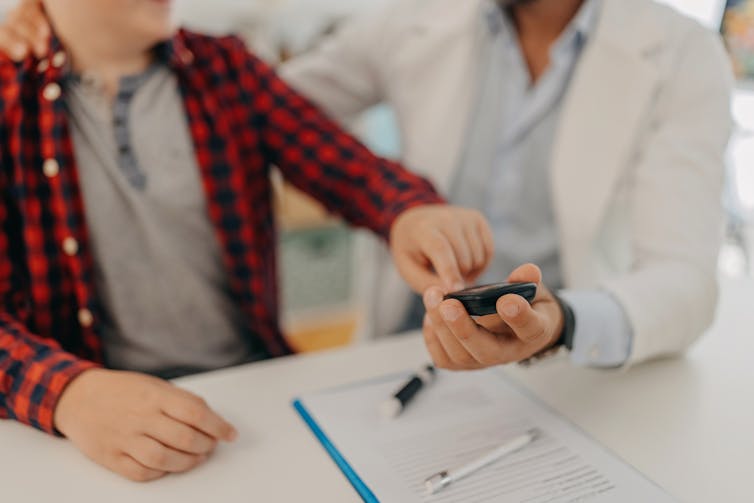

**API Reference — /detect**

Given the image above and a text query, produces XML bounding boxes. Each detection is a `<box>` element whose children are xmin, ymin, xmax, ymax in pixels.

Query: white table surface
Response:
<box><xmin>2</xmin><ymin>276</ymin><xmax>753</xmax><ymax>503</ymax></box>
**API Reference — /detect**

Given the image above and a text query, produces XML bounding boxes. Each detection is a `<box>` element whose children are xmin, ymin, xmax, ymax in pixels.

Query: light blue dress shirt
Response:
<box><xmin>452</xmin><ymin>0</ymin><xmax>633</xmax><ymax>367</ymax></box>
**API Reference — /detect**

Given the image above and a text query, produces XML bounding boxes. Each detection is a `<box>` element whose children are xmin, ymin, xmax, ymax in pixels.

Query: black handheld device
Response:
<box><xmin>444</xmin><ymin>282</ymin><xmax>537</xmax><ymax>316</ymax></box>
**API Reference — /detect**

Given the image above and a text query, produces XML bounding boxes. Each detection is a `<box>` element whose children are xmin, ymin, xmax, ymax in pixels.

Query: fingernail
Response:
<box><xmin>502</xmin><ymin>302</ymin><xmax>520</xmax><ymax>318</ymax></box>
<box><xmin>424</xmin><ymin>289</ymin><xmax>443</xmax><ymax>309</ymax></box>
<box><xmin>451</xmin><ymin>281</ymin><xmax>465</xmax><ymax>292</ymax></box>
<box><xmin>228</xmin><ymin>427</ymin><xmax>238</xmax><ymax>441</ymax></box>
<box><xmin>440</xmin><ymin>303</ymin><xmax>461</xmax><ymax>322</ymax></box>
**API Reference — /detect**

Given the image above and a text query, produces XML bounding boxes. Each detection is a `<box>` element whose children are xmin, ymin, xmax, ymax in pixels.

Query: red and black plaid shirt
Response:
<box><xmin>0</xmin><ymin>30</ymin><xmax>443</xmax><ymax>435</ymax></box>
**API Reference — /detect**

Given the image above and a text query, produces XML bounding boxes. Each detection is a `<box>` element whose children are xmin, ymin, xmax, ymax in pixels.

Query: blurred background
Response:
<box><xmin>1</xmin><ymin>0</ymin><xmax>751</xmax><ymax>352</ymax></box>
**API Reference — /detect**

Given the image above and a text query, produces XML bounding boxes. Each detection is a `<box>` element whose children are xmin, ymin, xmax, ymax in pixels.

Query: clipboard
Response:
<box><xmin>292</xmin><ymin>368</ymin><xmax>674</xmax><ymax>503</ymax></box>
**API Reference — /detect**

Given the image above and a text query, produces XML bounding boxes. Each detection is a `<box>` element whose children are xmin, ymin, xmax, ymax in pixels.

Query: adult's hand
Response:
<box><xmin>54</xmin><ymin>368</ymin><xmax>238</xmax><ymax>482</ymax></box>
<box><xmin>390</xmin><ymin>204</ymin><xmax>494</xmax><ymax>294</ymax></box>
<box><xmin>0</xmin><ymin>0</ymin><xmax>49</xmax><ymax>61</ymax></box>
<box><xmin>421</xmin><ymin>263</ymin><xmax>564</xmax><ymax>369</ymax></box>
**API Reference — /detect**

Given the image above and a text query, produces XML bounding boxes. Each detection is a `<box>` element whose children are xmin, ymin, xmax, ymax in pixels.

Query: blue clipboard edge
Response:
<box><xmin>292</xmin><ymin>398</ymin><xmax>380</xmax><ymax>503</ymax></box>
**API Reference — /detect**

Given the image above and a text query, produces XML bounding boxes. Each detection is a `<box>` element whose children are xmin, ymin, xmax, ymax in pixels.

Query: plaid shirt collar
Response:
<box><xmin>35</xmin><ymin>31</ymin><xmax>196</xmax><ymax>86</ymax></box>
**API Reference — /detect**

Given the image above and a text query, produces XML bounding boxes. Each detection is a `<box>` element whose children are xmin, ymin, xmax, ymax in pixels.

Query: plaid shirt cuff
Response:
<box><xmin>9</xmin><ymin>356</ymin><xmax>101</xmax><ymax>436</ymax></box>
<box><xmin>380</xmin><ymin>190</ymin><xmax>446</xmax><ymax>241</ymax></box>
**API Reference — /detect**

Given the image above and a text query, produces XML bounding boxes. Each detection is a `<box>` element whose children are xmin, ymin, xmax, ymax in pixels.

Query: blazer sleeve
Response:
<box><xmin>0</xmin><ymin>60</ymin><xmax>98</xmax><ymax>435</ymax></box>
<box><xmin>224</xmin><ymin>37</ymin><xmax>444</xmax><ymax>240</ymax></box>
<box><xmin>602</xmin><ymin>26</ymin><xmax>734</xmax><ymax>366</ymax></box>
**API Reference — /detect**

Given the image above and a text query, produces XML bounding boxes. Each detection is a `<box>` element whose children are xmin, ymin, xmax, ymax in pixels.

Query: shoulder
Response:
<box><xmin>599</xmin><ymin>0</ymin><xmax>724</xmax><ymax>45</ymax></box>
<box><xmin>174</xmin><ymin>29</ymin><xmax>273</xmax><ymax>82</ymax></box>
<box><xmin>176</xmin><ymin>29</ymin><xmax>263</xmax><ymax>65</ymax></box>
<box><xmin>645</xmin><ymin>0</ymin><xmax>725</xmax><ymax>50</ymax></box>
<box><xmin>599</xmin><ymin>0</ymin><xmax>732</xmax><ymax>84</ymax></box>
<box><xmin>613</xmin><ymin>0</ymin><xmax>726</xmax><ymax>52</ymax></box>
<box><xmin>646</xmin><ymin>2</ymin><xmax>733</xmax><ymax>89</ymax></box>
<box><xmin>372</xmin><ymin>0</ymin><xmax>477</xmax><ymax>24</ymax></box>
<box><xmin>328</xmin><ymin>0</ymin><xmax>480</xmax><ymax>40</ymax></box>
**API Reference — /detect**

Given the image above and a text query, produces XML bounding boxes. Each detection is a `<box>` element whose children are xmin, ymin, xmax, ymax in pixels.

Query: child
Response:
<box><xmin>0</xmin><ymin>0</ymin><xmax>493</xmax><ymax>481</ymax></box>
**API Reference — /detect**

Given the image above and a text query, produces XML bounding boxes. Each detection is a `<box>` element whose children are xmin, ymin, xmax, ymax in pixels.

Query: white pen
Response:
<box><xmin>424</xmin><ymin>428</ymin><xmax>540</xmax><ymax>496</ymax></box>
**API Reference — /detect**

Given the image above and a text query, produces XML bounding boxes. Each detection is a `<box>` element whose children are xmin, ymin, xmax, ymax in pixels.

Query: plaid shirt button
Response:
<box><xmin>77</xmin><ymin>308</ymin><xmax>94</xmax><ymax>328</ymax></box>
<box><xmin>62</xmin><ymin>236</ymin><xmax>79</xmax><ymax>256</ymax></box>
<box><xmin>51</xmin><ymin>51</ymin><xmax>67</xmax><ymax>68</ymax></box>
<box><xmin>43</xmin><ymin>83</ymin><xmax>62</xmax><ymax>101</ymax></box>
<box><xmin>43</xmin><ymin>159</ymin><xmax>60</xmax><ymax>178</ymax></box>
<box><xmin>37</xmin><ymin>59</ymin><xmax>49</xmax><ymax>73</ymax></box>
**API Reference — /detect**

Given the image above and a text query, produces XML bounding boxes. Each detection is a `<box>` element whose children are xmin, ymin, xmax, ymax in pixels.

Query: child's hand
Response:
<box><xmin>390</xmin><ymin>204</ymin><xmax>494</xmax><ymax>294</ymax></box>
<box><xmin>0</xmin><ymin>0</ymin><xmax>49</xmax><ymax>61</ymax></box>
<box><xmin>54</xmin><ymin>369</ymin><xmax>238</xmax><ymax>482</ymax></box>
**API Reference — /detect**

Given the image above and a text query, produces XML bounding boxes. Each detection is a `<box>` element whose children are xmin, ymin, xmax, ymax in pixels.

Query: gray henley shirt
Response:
<box><xmin>64</xmin><ymin>64</ymin><xmax>257</xmax><ymax>377</ymax></box>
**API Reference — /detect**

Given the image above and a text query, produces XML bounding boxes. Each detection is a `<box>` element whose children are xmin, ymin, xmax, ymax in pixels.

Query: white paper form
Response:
<box><xmin>296</xmin><ymin>368</ymin><xmax>675</xmax><ymax>503</ymax></box>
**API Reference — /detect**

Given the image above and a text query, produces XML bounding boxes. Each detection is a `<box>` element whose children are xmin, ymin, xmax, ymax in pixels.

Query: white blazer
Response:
<box><xmin>281</xmin><ymin>0</ymin><xmax>734</xmax><ymax>365</ymax></box>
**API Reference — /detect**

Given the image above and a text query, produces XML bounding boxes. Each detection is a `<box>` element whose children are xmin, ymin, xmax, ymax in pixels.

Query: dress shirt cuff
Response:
<box><xmin>558</xmin><ymin>289</ymin><xmax>633</xmax><ymax>368</ymax></box>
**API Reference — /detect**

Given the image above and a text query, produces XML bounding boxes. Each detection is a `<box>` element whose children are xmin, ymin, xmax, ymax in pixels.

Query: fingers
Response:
<box><xmin>437</xmin><ymin>298</ymin><xmax>527</xmax><ymax>365</ymax></box>
<box><xmin>423</xmin><ymin>288</ymin><xmax>483</xmax><ymax>369</ymax></box>
<box><xmin>448</xmin><ymin>211</ymin><xmax>493</xmax><ymax>282</ymax></box>
<box><xmin>474</xmin><ymin>311</ymin><xmax>513</xmax><ymax>334</ymax></box>
<box><xmin>496</xmin><ymin>294</ymin><xmax>549</xmax><ymax>344</ymax></box>
<box><xmin>114</xmin><ymin>454</ymin><xmax>166</xmax><ymax>483</ymax></box>
<box><xmin>422</xmin><ymin>314</ymin><xmax>452</xmax><ymax>369</ymax></box>
<box><xmin>20</xmin><ymin>2</ymin><xmax>50</xmax><ymax>57</ymax></box>
<box><xmin>445</xmin><ymin>223</ymin><xmax>474</xmax><ymax>276</ymax></box>
<box><xmin>468</xmin><ymin>214</ymin><xmax>494</xmax><ymax>278</ymax></box>
<box><xmin>0</xmin><ymin>28</ymin><xmax>29</xmax><ymax>61</ymax></box>
<box><xmin>127</xmin><ymin>435</ymin><xmax>207</xmax><ymax>474</ymax></box>
<box><xmin>146</xmin><ymin>414</ymin><xmax>217</xmax><ymax>455</ymax></box>
<box><xmin>463</xmin><ymin>224</ymin><xmax>486</xmax><ymax>279</ymax></box>
<box><xmin>478</xmin><ymin>217</ymin><xmax>495</xmax><ymax>264</ymax></box>
<box><xmin>507</xmin><ymin>263</ymin><xmax>543</xmax><ymax>286</ymax></box>
<box><xmin>161</xmin><ymin>389</ymin><xmax>238</xmax><ymax>442</ymax></box>
<box><xmin>2</xmin><ymin>0</ymin><xmax>49</xmax><ymax>60</ymax></box>
<box><xmin>7</xmin><ymin>22</ymin><xmax>39</xmax><ymax>57</ymax></box>
<box><xmin>390</xmin><ymin>206</ymin><xmax>494</xmax><ymax>294</ymax></box>
<box><xmin>395</xmin><ymin>252</ymin><xmax>445</xmax><ymax>294</ymax></box>
<box><xmin>420</xmin><ymin>263</ymin><xmax>562</xmax><ymax>370</ymax></box>
<box><xmin>420</xmin><ymin>230</ymin><xmax>465</xmax><ymax>292</ymax></box>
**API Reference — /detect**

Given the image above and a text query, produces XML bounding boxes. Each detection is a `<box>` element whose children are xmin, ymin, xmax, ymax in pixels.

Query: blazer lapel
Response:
<box><xmin>550</xmin><ymin>0</ymin><xmax>663</xmax><ymax>286</ymax></box>
<box><xmin>397</xmin><ymin>0</ymin><xmax>488</xmax><ymax>193</ymax></box>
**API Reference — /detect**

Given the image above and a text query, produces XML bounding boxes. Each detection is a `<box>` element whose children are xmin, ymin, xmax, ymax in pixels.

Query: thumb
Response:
<box><xmin>507</xmin><ymin>263</ymin><xmax>543</xmax><ymax>285</ymax></box>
